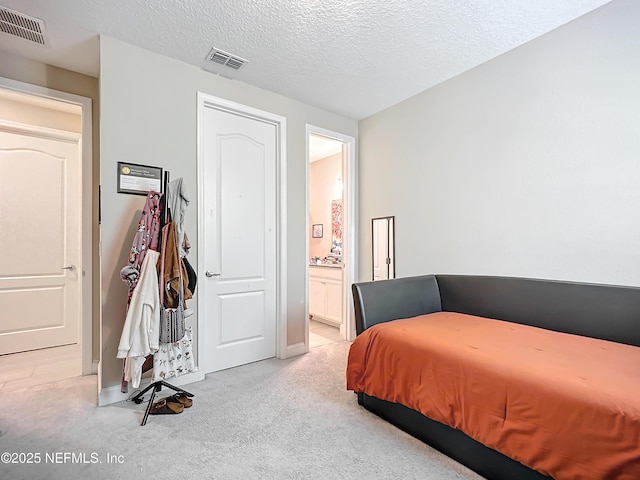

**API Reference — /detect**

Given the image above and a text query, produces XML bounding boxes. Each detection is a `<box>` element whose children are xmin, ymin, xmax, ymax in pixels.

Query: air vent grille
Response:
<box><xmin>206</xmin><ymin>48</ymin><xmax>248</xmax><ymax>71</ymax></box>
<box><xmin>0</xmin><ymin>6</ymin><xmax>48</xmax><ymax>45</ymax></box>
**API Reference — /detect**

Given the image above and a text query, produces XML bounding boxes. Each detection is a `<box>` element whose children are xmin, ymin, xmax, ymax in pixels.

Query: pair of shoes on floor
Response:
<box><xmin>149</xmin><ymin>393</ymin><xmax>193</xmax><ymax>415</ymax></box>
<box><xmin>167</xmin><ymin>393</ymin><xmax>193</xmax><ymax>408</ymax></box>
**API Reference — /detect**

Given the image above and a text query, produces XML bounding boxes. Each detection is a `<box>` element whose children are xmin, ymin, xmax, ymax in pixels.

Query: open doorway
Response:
<box><xmin>0</xmin><ymin>78</ymin><xmax>93</xmax><ymax>391</ymax></box>
<box><xmin>306</xmin><ymin>126</ymin><xmax>356</xmax><ymax>349</ymax></box>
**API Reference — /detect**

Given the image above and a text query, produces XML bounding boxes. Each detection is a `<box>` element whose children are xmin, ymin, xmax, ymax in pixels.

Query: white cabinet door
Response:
<box><xmin>325</xmin><ymin>281</ymin><xmax>343</xmax><ymax>323</ymax></box>
<box><xmin>308</xmin><ymin>267</ymin><xmax>342</xmax><ymax>326</ymax></box>
<box><xmin>309</xmin><ymin>277</ymin><xmax>325</xmax><ymax>317</ymax></box>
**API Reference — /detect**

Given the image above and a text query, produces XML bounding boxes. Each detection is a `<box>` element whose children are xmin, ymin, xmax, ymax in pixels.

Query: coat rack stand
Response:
<box><xmin>132</xmin><ymin>379</ymin><xmax>193</xmax><ymax>426</ymax></box>
<box><xmin>131</xmin><ymin>170</ymin><xmax>194</xmax><ymax>426</ymax></box>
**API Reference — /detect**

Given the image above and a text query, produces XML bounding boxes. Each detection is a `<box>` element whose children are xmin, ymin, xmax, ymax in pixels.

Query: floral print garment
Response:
<box><xmin>120</xmin><ymin>191</ymin><xmax>162</xmax><ymax>304</ymax></box>
<box><xmin>153</xmin><ymin>327</ymin><xmax>197</xmax><ymax>381</ymax></box>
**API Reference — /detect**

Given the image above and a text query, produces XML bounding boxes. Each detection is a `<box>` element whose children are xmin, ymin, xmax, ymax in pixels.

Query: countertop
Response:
<box><xmin>309</xmin><ymin>263</ymin><xmax>343</xmax><ymax>269</ymax></box>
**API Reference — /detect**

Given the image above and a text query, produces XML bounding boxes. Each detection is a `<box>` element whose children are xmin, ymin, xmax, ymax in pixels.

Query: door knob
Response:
<box><xmin>205</xmin><ymin>271</ymin><xmax>221</xmax><ymax>278</ymax></box>
<box><xmin>62</xmin><ymin>265</ymin><xmax>75</xmax><ymax>271</ymax></box>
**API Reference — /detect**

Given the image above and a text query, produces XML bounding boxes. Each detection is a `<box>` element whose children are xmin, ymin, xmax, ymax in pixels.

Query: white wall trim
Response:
<box><xmin>98</xmin><ymin>371</ymin><xmax>204</xmax><ymax>406</ymax></box>
<box><xmin>306</xmin><ymin>125</ymin><xmax>358</xmax><ymax>343</ymax></box>
<box><xmin>0</xmin><ymin>76</ymin><xmax>94</xmax><ymax>375</ymax></box>
<box><xmin>0</xmin><ymin>118</ymin><xmax>81</xmax><ymax>142</ymax></box>
<box><xmin>278</xmin><ymin>116</ymin><xmax>288</xmax><ymax>360</ymax></box>
<box><xmin>285</xmin><ymin>342</ymin><xmax>307</xmax><ymax>358</ymax></box>
<box><xmin>196</xmin><ymin>92</ymin><xmax>288</xmax><ymax>371</ymax></box>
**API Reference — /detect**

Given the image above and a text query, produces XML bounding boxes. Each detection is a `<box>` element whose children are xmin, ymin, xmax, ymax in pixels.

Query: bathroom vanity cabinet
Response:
<box><xmin>309</xmin><ymin>265</ymin><xmax>342</xmax><ymax>326</ymax></box>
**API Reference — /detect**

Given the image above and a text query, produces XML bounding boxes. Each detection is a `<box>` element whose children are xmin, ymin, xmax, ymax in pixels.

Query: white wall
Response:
<box><xmin>99</xmin><ymin>36</ymin><xmax>357</xmax><ymax>389</ymax></box>
<box><xmin>359</xmin><ymin>0</ymin><xmax>640</xmax><ymax>287</ymax></box>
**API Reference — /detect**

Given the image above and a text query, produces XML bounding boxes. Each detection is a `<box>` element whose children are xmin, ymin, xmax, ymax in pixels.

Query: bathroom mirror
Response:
<box><xmin>372</xmin><ymin>216</ymin><xmax>395</xmax><ymax>281</ymax></box>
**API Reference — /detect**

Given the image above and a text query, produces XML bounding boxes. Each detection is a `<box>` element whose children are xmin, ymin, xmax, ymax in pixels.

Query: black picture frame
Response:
<box><xmin>117</xmin><ymin>162</ymin><xmax>163</xmax><ymax>195</ymax></box>
<box><xmin>312</xmin><ymin>224</ymin><xmax>323</xmax><ymax>238</ymax></box>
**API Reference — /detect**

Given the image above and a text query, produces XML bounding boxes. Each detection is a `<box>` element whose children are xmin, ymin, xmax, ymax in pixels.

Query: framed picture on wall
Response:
<box><xmin>312</xmin><ymin>224</ymin><xmax>323</xmax><ymax>238</ymax></box>
<box><xmin>117</xmin><ymin>161</ymin><xmax>163</xmax><ymax>195</ymax></box>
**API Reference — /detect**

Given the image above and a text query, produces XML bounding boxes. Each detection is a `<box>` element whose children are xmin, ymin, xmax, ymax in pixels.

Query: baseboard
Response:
<box><xmin>312</xmin><ymin>316</ymin><xmax>341</xmax><ymax>328</ymax></box>
<box><xmin>98</xmin><ymin>370</ymin><xmax>204</xmax><ymax>406</ymax></box>
<box><xmin>285</xmin><ymin>342</ymin><xmax>307</xmax><ymax>358</ymax></box>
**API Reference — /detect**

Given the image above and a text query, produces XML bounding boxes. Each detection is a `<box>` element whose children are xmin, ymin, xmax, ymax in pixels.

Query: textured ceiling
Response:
<box><xmin>0</xmin><ymin>0</ymin><xmax>612</xmax><ymax>120</ymax></box>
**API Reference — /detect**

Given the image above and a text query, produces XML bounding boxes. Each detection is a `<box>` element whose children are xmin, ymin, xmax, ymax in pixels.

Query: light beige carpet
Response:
<box><xmin>0</xmin><ymin>341</ymin><xmax>482</xmax><ymax>480</ymax></box>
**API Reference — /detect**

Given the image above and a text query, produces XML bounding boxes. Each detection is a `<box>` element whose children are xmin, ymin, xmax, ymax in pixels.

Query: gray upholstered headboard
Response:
<box><xmin>352</xmin><ymin>275</ymin><xmax>442</xmax><ymax>333</ymax></box>
<box><xmin>352</xmin><ymin>274</ymin><xmax>640</xmax><ymax>347</ymax></box>
<box><xmin>436</xmin><ymin>275</ymin><xmax>640</xmax><ymax>347</ymax></box>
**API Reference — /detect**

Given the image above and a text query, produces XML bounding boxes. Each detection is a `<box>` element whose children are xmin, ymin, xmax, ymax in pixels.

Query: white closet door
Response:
<box><xmin>201</xmin><ymin>105</ymin><xmax>277</xmax><ymax>373</ymax></box>
<box><xmin>0</xmin><ymin>127</ymin><xmax>81</xmax><ymax>355</ymax></box>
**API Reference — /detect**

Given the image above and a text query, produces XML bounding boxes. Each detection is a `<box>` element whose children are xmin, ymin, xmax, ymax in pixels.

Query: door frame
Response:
<box><xmin>196</xmin><ymin>92</ymin><xmax>288</xmax><ymax>369</ymax></box>
<box><xmin>305</xmin><ymin>125</ymin><xmax>357</xmax><ymax>344</ymax></box>
<box><xmin>0</xmin><ymin>76</ymin><xmax>94</xmax><ymax>375</ymax></box>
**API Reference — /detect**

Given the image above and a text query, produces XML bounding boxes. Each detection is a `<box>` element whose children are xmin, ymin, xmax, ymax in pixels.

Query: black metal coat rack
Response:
<box><xmin>131</xmin><ymin>170</ymin><xmax>194</xmax><ymax>426</ymax></box>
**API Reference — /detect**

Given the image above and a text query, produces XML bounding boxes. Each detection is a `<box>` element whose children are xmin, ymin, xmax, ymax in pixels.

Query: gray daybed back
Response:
<box><xmin>436</xmin><ymin>275</ymin><xmax>640</xmax><ymax>348</ymax></box>
<box><xmin>352</xmin><ymin>275</ymin><xmax>442</xmax><ymax>334</ymax></box>
<box><xmin>353</xmin><ymin>274</ymin><xmax>640</xmax><ymax>347</ymax></box>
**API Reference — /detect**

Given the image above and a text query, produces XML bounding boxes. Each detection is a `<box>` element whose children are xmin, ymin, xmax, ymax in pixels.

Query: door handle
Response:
<box><xmin>205</xmin><ymin>271</ymin><xmax>221</xmax><ymax>278</ymax></box>
<box><xmin>62</xmin><ymin>265</ymin><xmax>75</xmax><ymax>271</ymax></box>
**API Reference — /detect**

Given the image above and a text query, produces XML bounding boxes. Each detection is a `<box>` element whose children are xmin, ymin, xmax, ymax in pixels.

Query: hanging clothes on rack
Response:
<box><xmin>153</xmin><ymin>176</ymin><xmax>197</xmax><ymax>383</ymax></box>
<box><xmin>159</xmin><ymin>220</ymin><xmax>192</xmax><ymax>309</ymax></box>
<box><xmin>126</xmin><ymin>171</ymin><xmax>195</xmax><ymax>426</ymax></box>
<box><xmin>163</xmin><ymin>177</ymin><xmax>196</xmax><ymax>309</ymax></box>
<box><xmin>117</xmin><ymin>249</ymin><xmax>161</xmax><ymax>388</ymax></box>
<box><xmin>167</xmin><ymin>177</ymin><xmax>190</xmax><ymax>258</ymax></box>
<box><xmin>120</xmin><ymin>191</ymin><xmax>162</xmax><ymax>303</ymax></box>
<box><xmin>182</xmin><ymin>256</ymin><xmax>197</xmax><ymax>297</ymax></box>
<box><xmin>153</xmin><ymin>326</ymin><xmax>195</xmax><ymax>382</ymax></box>
<box><xmin>119</xmin><ymin>191</ymin><xmax>163</xmax><ymax>392</ymax></box>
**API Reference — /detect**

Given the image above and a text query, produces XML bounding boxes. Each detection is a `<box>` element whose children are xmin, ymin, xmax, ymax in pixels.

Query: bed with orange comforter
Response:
<box><xmin>348</xmin><ymin>275</ymin><xmax>640</xmax><ymax>480</ymax></box>
<box><xmin>347</xmin><ymin>312</ymin><xmax>640</xmax><ymax>479</ymax></box>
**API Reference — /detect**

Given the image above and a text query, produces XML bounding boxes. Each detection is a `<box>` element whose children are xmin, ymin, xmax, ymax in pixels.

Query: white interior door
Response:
<box><xmin>0</xmin><ymin>127</ymin><xmax>81</xmax><ymax>355</ymax></box>
<box><xmin>201</xmin><ymin>106</ymin><xmax>277</xmax><ymax>373</ymax></box>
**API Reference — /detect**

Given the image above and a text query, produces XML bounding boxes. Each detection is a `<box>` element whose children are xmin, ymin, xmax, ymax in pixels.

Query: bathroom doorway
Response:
<box><xmin>306</xmin><ymin>126</ymin><xmax>356</xmax><ymax>349</ymax></box>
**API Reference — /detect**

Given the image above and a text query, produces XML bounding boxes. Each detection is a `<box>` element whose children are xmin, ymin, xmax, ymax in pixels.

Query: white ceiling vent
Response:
<box><xmin>0</xmin><ymin>6</ymin><xmax>48</xmax><ymax>46</ymax></box>
<box><xmin>205</xmin><ymin>48</ymin><xmax>248</xmax><ymax>71</ymax></box>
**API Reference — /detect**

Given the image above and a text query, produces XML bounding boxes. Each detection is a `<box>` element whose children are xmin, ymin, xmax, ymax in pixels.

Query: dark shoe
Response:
<box><xmin>166</xmin><ymin>393</ymin><xmax>193</xmax><ymax>408</ymax></box>
<box><xmin>149</xmin><ymin>398</ymin><xmax>184</xmax><ymax>414</ymax></box>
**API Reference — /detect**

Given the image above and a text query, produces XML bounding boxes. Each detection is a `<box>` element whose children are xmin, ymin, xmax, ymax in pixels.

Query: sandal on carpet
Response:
<box><xmin>149</xmin><ymin>398</ymin><xmax>184</xmax><ymax>415</ymax></box>
<box><xmin>166</xmin><ymin>393</ymin><xmax>193</xmax><ymax>408</ymax></box>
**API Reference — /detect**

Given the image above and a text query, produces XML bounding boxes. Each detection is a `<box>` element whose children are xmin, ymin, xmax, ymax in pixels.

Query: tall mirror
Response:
<box><xmin>372</xmin><ymin>216</ymin><xmax>395</xmax><ymax>281</ymax></box>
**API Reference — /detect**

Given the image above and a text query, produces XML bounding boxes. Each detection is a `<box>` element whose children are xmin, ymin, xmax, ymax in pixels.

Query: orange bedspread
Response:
<box><xmin>346</xmin><ymin>312</ymin><xmax>640</xmax><ymax>480</ymax></box>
